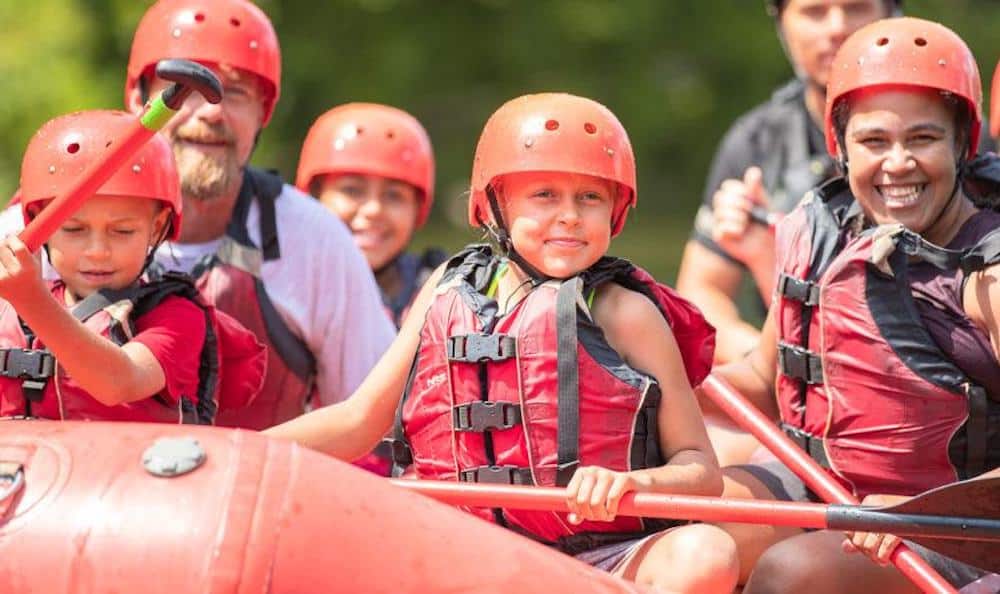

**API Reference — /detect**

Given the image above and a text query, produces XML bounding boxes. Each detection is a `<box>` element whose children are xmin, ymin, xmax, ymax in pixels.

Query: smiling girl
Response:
<box><xmin>297</xmin><ymin>103</ymin><xmax>444</xmax><ymax>329</ymax></box>
<box><xmin>0</xmin><ymin>110</ymin><xmax>252</xmax><ymax>423</ymax></box>
<box><xmin>268</xmin><ymin>93</ymin><xmax>738</xmax><ymax>592</ymax></box>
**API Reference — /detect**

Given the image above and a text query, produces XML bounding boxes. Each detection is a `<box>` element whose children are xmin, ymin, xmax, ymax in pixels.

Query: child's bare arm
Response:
<box><xmin>263</xmin><ymin>265</ymin><xmax>446</xmax><ymax>459</ymax></box>
<box><xmin>593</xmin><ymin>284</ymin><xmax>723</xmax><ymax>496</ymax></box>
<box><xmin>0</xmin><ymin>236</ymin><xmax>167</xmax><ymax>406</ymax></box>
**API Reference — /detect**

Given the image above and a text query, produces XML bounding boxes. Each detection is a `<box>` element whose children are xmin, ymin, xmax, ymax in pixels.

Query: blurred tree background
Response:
<box><xmin>1</xmin><ymin>0</ymin><xmax>996</xmax><ymax>282</ymax></box>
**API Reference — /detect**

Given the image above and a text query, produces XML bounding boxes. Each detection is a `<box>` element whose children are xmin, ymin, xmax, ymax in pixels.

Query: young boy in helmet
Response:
<box><xmin>702</xmin><ymin>19</ymin><xmax>1000</xmax><ymax>592</ymax></box>
<box><xmin>266</xmin><ymin>93</ymin><xmax>739</xmax><ymax>593</ymax></box>
<box><xmin>0</xmin><ymin>110</ymin><xmax>262</xmax><ymax>423</ymax></box>
<box><xmin>296</xmin><ymin>103</ymin><xmax>445</xmax><ymax>330</ymax></box>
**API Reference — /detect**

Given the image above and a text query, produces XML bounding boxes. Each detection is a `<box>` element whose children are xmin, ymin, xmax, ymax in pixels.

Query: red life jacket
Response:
<box><xmin>156</xmin><ymin>168</ymin><xmax>317</xmax><ymax>430</ymax></box>
<box><xmin>0</xmin><ymin>274</ymin><xmax>263</xmax><ymax>423</ymax></box>
<box><xmin>774</xmin><ymin>177</ymin><xmax>1000</xmax><ymax>498</ymax></box>
<box><xmin>389</xmin><ymin>246</ymin><xmax>714</xmax><ymax>552</ymax></box>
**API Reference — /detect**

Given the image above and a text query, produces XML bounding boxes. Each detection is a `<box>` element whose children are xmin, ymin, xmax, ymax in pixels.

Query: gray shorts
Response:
<box><xmin>733</xmin><ymin>461</ymin><xmax>997</xmax><ymax>591</ymax></box>
<box><xmin>573</xmin><ymin>533</ymin><xmax>658</xmax><ymax>574</ymax></box>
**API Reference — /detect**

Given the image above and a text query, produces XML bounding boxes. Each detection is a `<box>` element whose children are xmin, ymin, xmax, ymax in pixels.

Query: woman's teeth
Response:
<box><xmin>879</xmin><ymin>184</ymin><xmax>925</xmax><ymax>207</ymax></box>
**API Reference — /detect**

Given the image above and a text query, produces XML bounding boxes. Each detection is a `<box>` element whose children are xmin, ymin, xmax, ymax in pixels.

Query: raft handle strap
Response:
<box><xmin>453</xmin><ymin>401</ymin><xmax>522</xmax><ymax>432</ymax></box>
<box><xmin>0</xmin><ymin>462</ymin><xmax>25</xmax><ymax>518</ymax></box>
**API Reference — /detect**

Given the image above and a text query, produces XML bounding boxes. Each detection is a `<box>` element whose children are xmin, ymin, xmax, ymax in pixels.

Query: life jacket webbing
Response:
<box><xmin>555</xmin><ymin>278</ymin><xmax>581</xmax><ymax>486</ymax></box>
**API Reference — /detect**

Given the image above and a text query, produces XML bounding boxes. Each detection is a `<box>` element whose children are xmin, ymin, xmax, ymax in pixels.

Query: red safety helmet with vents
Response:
<box><xmin>824</xmin><ymin>17</ymin><xmax>982</xmax><ymax>160</ymax></box>
<box><xmin>469</xmin><ymin>93</ymin><xmax>637</xmax><ymax>237</ymax></box>
<box><xmin>990</xmin><ymin>60</ymin><xmax>999</xmax><ymax>140</ymax></box>
<box><xmin>19</xmin><ymin>110</ymin><xmax>183</xmax><ymax>240</ymax></box>
<box><xmin>125</xmin><ymin>0</ymin><xmax>281</xmax><ymax>125</ymax></box>
<box><xmin>296</xmin><ymin>103</ymin><xmax>435</xmax><ymax>228</ymax></box>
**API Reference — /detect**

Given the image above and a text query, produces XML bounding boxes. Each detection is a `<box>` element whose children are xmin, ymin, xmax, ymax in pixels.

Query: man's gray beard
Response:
<box><xmin>174</xmin><ymin>145</ymin><xmax>240</xmax><ymax>202</ymax></box>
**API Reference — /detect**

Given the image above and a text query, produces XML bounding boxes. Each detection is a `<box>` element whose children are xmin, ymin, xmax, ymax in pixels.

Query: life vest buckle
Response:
<box><xmin>0</xmin><ymin>349</ymin><xmax>55</xmax><ymax>382</ymax></box>
<box><xmin>453</xmin><ymin>401</ymin><xmax>522</xmax><ymax>432</ymax></box>
<box><xmin>446</xmin><ymin>334</ymin><xmax>516</xmax><ymax>363</ymax></box>
<box><xmin>777</xmin><ymin>342</ymin><xmax>824</xmax><ymax>384</ymax></box>
<box><xmin>777</xmin><ymin>274</ymin><xmax>820</xmax><ymax>307</ymax></box>
<box><xmin>459</xmin><ymin>465</ymin><xmax>533</xmax><ymax>485</ymax></box>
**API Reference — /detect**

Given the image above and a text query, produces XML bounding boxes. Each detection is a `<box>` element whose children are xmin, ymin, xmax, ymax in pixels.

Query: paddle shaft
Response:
<box><xmin>18</xmin><ymin>98</ymin><xmax>174</xmax><ymax>253</ymax></box>
<box><xmin>391</xmin><ymin>480</ymin><xmax>999</xmax><ymax>543</ymax></box>
<box><xmin>700</xmin><ymin>375</ymin><xmax>958</xmax><ymax>594</ymax></box>
<box><xmin>18</xmin><ymin>59</ymin><xmax>221</xmax><ymax>252</ymax></box>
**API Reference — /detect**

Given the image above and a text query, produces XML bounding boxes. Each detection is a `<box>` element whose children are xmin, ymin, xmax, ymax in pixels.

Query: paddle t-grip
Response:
<box><xmin>18</xmin><ymin>60</ymin><xmax>222</xmax><ymax>252</ymax></box>
<box><xmin>156</xmin><ymin>59</ymin><xmax>223</xmax><ymax>109</ymax></box>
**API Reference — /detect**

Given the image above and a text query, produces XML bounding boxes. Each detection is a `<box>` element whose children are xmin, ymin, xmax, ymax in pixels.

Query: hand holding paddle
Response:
<box><xmin>18</xmin><ymin>60</ymin><xmax>222</xmax><ymax>252</ymax></box>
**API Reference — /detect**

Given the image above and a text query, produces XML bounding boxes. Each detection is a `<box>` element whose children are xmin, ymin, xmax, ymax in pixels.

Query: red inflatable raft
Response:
<box><xmin>0</xmin><ymin>421</ymin><xmax>639</xmax><ymax>594</ymax></box>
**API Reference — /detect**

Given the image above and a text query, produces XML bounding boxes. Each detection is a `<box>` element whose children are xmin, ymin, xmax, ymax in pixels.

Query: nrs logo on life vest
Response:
<box><xmin>426</xmin><ymin>372</ymin><xmax>447</xmax><ymax>390</ymax></box>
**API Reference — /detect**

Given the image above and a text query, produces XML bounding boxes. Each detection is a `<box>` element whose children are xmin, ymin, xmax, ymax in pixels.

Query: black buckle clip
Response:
<box><xmin>446</xmin><ymin>334</ymin><xmax>516</xmax><ymax>363</ymax></box>
<box><xmin>777</xmin><ymin>274</ymin><xmax>820</xmax><ymax>307</ymax></box>
<box><xmin>458</xmin><ymin>465</ymin><xmax>532</xmax><ymax>485</ymax></box>
<box><xmin>0</xmin><ymin>349</ymin><xmax>55</xmax><ymax>381</ymax></box>
<box><xmin>453</xmin><ymin>401</ymin><xmax>522</xmax><ymax>432</ymax></box>
<box><xmin>777</xmin><ymin>343</ymin><xmax>823</xmax><ymax>384</ymax></box>
<box><xmin>387</xmin><ymin>438</ymin><xmax>413</xmax><ymax>466</ymax></box>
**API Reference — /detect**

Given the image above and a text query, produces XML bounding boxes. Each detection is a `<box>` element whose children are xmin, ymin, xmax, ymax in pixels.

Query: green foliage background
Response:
<box><xmin>1</xmin><ymin>0</ymin><xmax>997</xmax><ymax>281</ymax></box>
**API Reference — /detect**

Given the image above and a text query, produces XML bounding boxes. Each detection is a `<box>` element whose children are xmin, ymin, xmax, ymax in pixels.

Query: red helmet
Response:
<box><xmin>20</xmin><ymin>110</ymin><xmax>182</xmax><ymax>240</ymax></box>
<box><xmin>990</xmin><ymin>60</ymin><xmax>1000</xmax><ymax>140</ymax></box>
<box><xmin>296</xmin><ymin>103</ymin><xmax>435</xmax><ymax>228</ymax></box>
<box><xmin>469</xmin><ymin>93</ymin><xmax>636</xmax><ymax>237</ymax></box>
<box><xmin>824</xmin><ymin>17</ymin><xmax>982</xmax><ymax>160</ymax></box>
<box><xmin>125</xmin><ymin>0</ymin><xmax>281</xmax><ymax>125</ymax></box>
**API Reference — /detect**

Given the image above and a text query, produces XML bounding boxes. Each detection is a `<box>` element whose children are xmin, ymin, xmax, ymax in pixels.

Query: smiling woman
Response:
<box><xmin>701</xmin><ymin>17</ymin><xmax>1000</xmax><ymax>594</ymax></box>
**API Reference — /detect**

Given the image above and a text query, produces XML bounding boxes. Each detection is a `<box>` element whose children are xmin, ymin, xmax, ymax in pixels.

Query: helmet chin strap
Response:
<box><xmin>484</xmin><ymin>184</ymin><xmax>549</xmax><ymax>285</ymax></box>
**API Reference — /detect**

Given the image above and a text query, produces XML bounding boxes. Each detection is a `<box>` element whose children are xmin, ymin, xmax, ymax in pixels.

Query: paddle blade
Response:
<box><xmin>881</xmin><ymin>477</ymin><xmax>1000</xmax><ymax>573</ymax></box>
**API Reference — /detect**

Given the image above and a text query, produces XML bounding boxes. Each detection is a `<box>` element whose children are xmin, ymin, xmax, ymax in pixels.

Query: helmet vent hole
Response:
<box><xmin>584</xmin><ymin>122</ymin><xmax>597</xmax><ymax>134</ymax></box>
<box><xmin>386</xmin><ymin>130</ymin><xmax>395</xmax><ymax>140</ymax></box>
<box><xmin>230</xmin><ymin>17</ymin><xmax>241</xmax><ymax>27</ymax></box>
<box><xmin>914</xmin><ymin>37</ymin><xmax>927</xmax><ymax>47</ymax></box>
<box><xmin>356</xmin><ymin>126</ymin><xmax>365</xmax><ymax>135</ymax></box>
<box><xmin>545</xmin><ymin>119</ymin><xmax>559</xmax><ymax>131</ymax></box>
<box><xmin>194</xmin><ymin>12</ymin><xmax>205</xmax><ymax>23</ymax></box>
<box><xmin>66</xmin><ymin>143</ymin><xmax>80</xmax><ymax>154</ymax></box>
<box><xmin>105</xmin><ymin>141</ymin><xmax>113</xmax><ymax>148</ymax></box>
<box><xmin>876</xmin><ymin>37</ymin><xmax>889</xmax><ymax>46</ymax></box>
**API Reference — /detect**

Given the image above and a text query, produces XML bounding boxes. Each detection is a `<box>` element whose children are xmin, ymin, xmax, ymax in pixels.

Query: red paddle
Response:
<box><xmin>700</xmin><ymin>375</ymin><xmax>960</xmax><ymax>594</ymax></box>
<box><xmin>391</xmin><ymin>476</ymin><xmax>999</xmax><ymax>574</ymax></box>
<box><xmin>19</xmin><ymin>60</ymin><xmax>221</xmax><ymax>252</ymax></box>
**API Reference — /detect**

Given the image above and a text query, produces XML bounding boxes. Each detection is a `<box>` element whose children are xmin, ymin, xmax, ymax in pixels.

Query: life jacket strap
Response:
<box><xmin>453</xmin><ymin>401</ymin><xmax>522</xmax><ymax>432</ymax></box>
<box><xmin>458</xmin><ymin>465</ymin><xmax>533</xmax><ymax>485</ymax></box>
<box><xmin>777</xmin><ymin>273</ymin><xmax>820</xmax><ymax>307</ymax></box>
<box><xmin>446</xmin><ymin>334</ymin><xmax>516</xmax><ymax>363</ymax></box>
<box><xmin>777</xmin><ymin>342</ymin><xmax>824</xmax><ymax>384</ymax></box>
<box><xmin>780</xmin><ymin>423</ymin><xmax>831</xmax><ymax>468</ymax></box>
<box><xmin>963</xmin><ymin>383</ymin><xmax>989</xmax><ymax>478</ymax></box>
